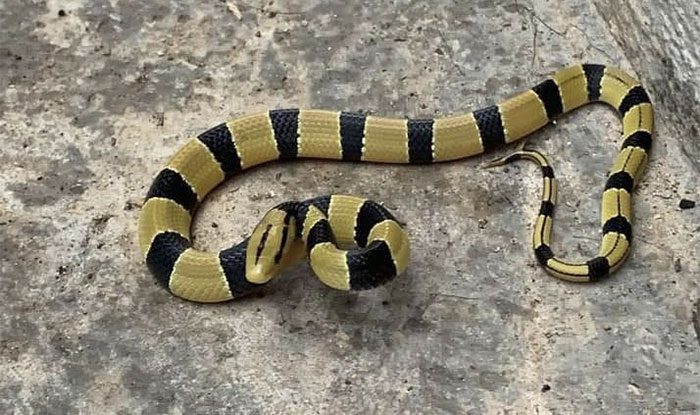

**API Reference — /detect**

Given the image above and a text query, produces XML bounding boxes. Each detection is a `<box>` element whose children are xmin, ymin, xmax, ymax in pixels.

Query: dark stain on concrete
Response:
<box><xmin>7</xmin><ymin>144</ymin><xmax>93</xmax><ymax>206</ymax></box>
<box><xmin>260</xmin><ymin>45</ymin><xmax>289</xmax><ymax>91</ymax></box>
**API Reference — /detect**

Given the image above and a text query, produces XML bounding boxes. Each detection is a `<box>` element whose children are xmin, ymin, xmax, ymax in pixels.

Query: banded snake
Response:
<box><xmin>138</xmin><ymin>64</ymin><xmax>653</xmax><ymax>302</ymax></box>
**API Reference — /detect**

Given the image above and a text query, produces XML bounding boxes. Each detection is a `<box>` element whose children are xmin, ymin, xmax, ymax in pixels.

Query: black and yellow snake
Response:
<box><xmin>138</xmin><ymin>64</ymin><xmax>653</xmax><ymax>302</ymax></box>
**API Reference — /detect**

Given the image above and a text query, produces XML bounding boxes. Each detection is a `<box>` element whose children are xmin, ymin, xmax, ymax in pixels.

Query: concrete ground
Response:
<box><xmin>1</xmin><ymin>0</ymin><xmax>698</xmax><ymax>413</ymax></box>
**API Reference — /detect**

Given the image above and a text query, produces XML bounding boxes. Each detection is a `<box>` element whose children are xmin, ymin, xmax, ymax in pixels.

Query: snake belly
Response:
<box><xmin>138</xmin><ymin>63</ymin><xmax>654</xmax><ymax>302</ymax></box>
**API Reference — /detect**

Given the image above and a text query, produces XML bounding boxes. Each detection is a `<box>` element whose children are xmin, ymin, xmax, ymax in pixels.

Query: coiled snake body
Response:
<box><xmin>138</xmin><ymin>64</ymin><xmax>654</xmax><ymax>302</ymax></box>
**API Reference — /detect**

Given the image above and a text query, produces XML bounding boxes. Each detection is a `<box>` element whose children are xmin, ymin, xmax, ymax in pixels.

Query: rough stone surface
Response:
<box><xmin>1</xmin><ymin>0</ymin><xmax>698</xmax><ymax>413</ymax></box>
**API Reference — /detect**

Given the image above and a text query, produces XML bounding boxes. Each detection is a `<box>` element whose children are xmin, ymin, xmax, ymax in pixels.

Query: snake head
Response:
<box><xmin>245</xmin><ymin>207</ymin><xmax>303</xmax><ymax>284</ymax></box>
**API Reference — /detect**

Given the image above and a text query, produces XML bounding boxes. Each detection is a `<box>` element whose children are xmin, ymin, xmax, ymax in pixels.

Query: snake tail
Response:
<box><xmin>486</xmin><ymin>149</ymin><xmax>626</xmax><ymax>282</ymax></box>
<box><xmin>138</xmin><ymin>63</ymin><xmax>653</xmax><ymax>302</ymax></box>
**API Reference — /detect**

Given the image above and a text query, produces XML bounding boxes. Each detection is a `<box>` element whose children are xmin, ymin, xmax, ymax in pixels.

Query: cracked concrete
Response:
<box><xmin>1</xmin><ymin>0</ymin><xmax>698</xmax><ymax>413</ymax></box>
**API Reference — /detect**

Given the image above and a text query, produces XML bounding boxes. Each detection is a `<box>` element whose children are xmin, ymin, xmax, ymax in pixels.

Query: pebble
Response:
<box><xmin>679</xmin><ymin>199</ymin><xmax>696</xmax><ymax>209</ymax></box>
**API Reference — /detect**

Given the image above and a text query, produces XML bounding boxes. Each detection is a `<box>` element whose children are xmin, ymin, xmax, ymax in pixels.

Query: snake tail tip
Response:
<box><xmin>481</xmin><ymin>153</ymin><xmax>520</xmax><ymax>169</ymax></box>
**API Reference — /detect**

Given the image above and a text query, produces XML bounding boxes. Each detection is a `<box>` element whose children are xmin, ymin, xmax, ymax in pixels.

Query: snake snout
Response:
<box><xmin>245</xmin><ymin>208</ymin><xmax>299</xmax><ymax>284</ymax></box>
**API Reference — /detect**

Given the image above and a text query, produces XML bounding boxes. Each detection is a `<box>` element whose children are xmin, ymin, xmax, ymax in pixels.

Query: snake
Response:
<box><xmin>138</xmin><ymin>63</ymin><xmax>654</xmax><ymax>303</ymax></box>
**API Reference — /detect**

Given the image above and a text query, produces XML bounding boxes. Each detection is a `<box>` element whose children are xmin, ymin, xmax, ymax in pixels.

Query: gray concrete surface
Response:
<box><xmin>1</xmin><ymin>0</ymin><xmax>698</xmax><ymax>413</ymax></box>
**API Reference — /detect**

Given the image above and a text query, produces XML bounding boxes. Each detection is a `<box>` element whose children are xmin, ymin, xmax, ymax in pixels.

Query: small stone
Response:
<box><xmin>124</xmin><ymin>200</ymin><xmax>140</xmax><ymax>211</ymax></box>
<box><xmin>58</xmin><ymin>9</ymin><xmax>66</xmax><ymax>17</ymax></box>
<box><xmin>541</xmin><ymin>384</ymin><xmax>551</xmax><ymax>392</ymax></box>
<box><xmin>674</xmin><ymin>258</ymin><xmax>682</xmax><ymax>273</ymax></box>
<box><xmin>679</xmin><ymin>199</ymin><xmax>696</xmax><ymax>209</ymax></box>
<box><xmin>152</xmin><ymin>112</ymin><xmax>165</xmax><ymax>127</ymax></box>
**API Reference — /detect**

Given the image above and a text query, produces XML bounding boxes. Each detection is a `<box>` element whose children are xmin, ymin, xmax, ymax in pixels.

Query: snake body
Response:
<box><xmin>138</xmin><ymin>64</ymin><xmax>654</xmax><ymax>302</ymax></box>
